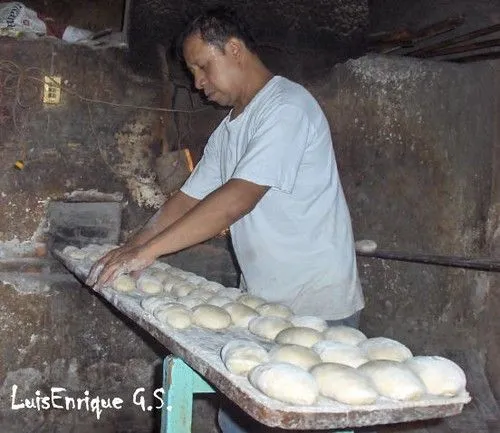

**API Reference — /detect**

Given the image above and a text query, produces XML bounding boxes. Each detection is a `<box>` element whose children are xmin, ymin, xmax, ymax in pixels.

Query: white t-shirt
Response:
<box><xmin>181</xmin><ymin>76</ymin><xmax>364</xmax><ymax>320</ymax></box>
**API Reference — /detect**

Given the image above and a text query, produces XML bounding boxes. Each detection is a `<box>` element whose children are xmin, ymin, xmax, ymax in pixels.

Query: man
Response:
<box><xmin>88</xmin><ymin>6</ymin><xmax>363</xmax><ymax>319</ymax></box>
<box><xmin>88</xmin><ymin>6</ymin><xmax>364</xmax><ymax>430</ymax></box>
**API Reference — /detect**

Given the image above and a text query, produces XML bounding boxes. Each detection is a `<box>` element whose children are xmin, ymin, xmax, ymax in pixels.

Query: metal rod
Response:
<box><xmin>357</xmin><ymin>250</ymin><xmax>500</xmax><ymax>272</ymax></box>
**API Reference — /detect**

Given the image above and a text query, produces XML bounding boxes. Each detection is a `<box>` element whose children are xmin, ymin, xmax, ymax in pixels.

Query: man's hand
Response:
<box><xmin>86</xmin><ymin>244</ymin><xmax>132</xmax><ymax>286</ymax></box>
<box><xmin>87</xmin><ymin>245</ymin><xmax>156</xmax><ymax>290</ymax></box>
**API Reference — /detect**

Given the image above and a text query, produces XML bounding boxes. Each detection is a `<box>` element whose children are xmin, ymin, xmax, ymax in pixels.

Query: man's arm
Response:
<box><xmin>127</xmin><ymin>191</ymin><xmax>200</xmax><ymax>247</ymax></box>
<box><xmin>87</xmin><ymin>191</ymin><xmax>199</xmax><ymax>285</ymax></box>
<box><xmin>93</xmin><ymin>179</ymin><xmax>269</xmax><ymax>287</ymax></box>
<box><xmin>147</xmin><ymin>179</ymin><xmax>269</xmax><ymax>257</ymax></box>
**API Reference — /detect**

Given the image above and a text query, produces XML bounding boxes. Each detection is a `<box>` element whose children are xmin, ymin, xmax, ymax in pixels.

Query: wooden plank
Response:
<box><xmin>53</xmin><ymin>250</ymin><xmax>471</xmax><ymax>430</ymax></box>
<box><xmin>369</xmin><ymin>16</ymin><xmax>465</xmax><ymax>44</ymax></box>
<box><xmin>369</xmin><ymin>16</ymin><xmax>465</xmax><ymax>55</ymax></box>
<box><xmin>424</xmin><ymin>38</ymin><xmax>500</xmax><ymax>57</ymax></box>
<box><xmin>449</xmin><ymin>51</ymin><xmax>500</xmax><ymax>63</ymax></box>
<box><xmin>406</xmin><ymin>23</ymin><xmax>500</xmax><ymax>57</ymax></box>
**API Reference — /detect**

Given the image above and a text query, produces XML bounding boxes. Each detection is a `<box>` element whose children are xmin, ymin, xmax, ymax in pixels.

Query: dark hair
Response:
<box><xmin>177</xmin><ymin>6</ymin><xmax>256</xmax><ymax>58</ymax></box>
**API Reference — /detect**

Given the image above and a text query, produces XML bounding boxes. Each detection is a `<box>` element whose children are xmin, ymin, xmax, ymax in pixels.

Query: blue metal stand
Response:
<box><xmin>161</xmin><ymin>355</ymin><xmax>354</xmax><ymax>433</ymax></box>
<box><xmin>161</xmin><ymin>355</ymin><xmax>215</xmax><ymax>433</ymax></box>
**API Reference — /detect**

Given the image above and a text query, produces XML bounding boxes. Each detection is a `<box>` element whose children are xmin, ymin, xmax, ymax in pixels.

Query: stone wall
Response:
<box><xmin>369</xmin><ymin>0</ymin><xmax>500</xmax><ymax>408</ymax></box>
<box><xmin>0</xmin><ymin>38</ymin><xmax>236</xmax><ymax>432</ymax></box>
<box><xmin>310</xmin><ymin>54</ymin><xmax>499</xmax><ymax>428</ymax></box>
<box><xmin>314</xmin><ymin>55</ymin><xmax>494</xmax><ymax>354</ymax></box>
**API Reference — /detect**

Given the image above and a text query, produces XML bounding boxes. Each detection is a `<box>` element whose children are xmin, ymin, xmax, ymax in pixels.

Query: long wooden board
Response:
<box><xmin>53</xmin><ymin>249</ymin><xmax>471</xmax><ymax>430</ymax></box>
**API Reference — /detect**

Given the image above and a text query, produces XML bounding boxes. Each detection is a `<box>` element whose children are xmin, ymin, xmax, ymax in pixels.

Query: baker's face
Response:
<box><xmin>183</xmin><ymin>32</ymin><xmax>242</xmax><ymax>107</ymax></box>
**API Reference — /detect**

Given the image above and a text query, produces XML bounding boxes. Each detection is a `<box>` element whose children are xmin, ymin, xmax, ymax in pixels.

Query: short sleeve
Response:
<box><xmin>180</xmin><ymin>136</ymin><xmax>222</xmax><ymax>200</ymax></box>
<box><xmin>231</xmin><ymin>104</ymin><xmax>310</xmax><ymax>193</ymax></box>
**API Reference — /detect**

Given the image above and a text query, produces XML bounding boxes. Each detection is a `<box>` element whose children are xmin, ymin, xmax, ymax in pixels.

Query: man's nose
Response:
<box><xmin>194</xmin><ymin>71</ymin><xmax>206</xmax><ymax>90</ymax></box>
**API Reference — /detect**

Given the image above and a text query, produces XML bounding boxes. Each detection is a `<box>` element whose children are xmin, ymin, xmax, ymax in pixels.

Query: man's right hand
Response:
<box><xmin>86</xmin><ymin>244</ymin><xmax>134</xmax><ymax>286</ymax></box>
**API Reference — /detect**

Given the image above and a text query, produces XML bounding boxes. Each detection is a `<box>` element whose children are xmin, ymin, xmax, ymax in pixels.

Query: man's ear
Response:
<box><xmin>226</xmin><ymin>37</ymin><xmax>244</xmax><ymax>61</ymax></box>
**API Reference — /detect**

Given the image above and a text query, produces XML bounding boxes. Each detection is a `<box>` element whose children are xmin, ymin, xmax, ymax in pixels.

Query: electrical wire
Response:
<box><xmin>0</xmin><ymin>59</ymin><xmax>207</xmax><ymax>180</ymax></box>
<box><xmin>0</xmin><ymin>60</ymin><xmax>208</xmax><ymax>114</ymax></box>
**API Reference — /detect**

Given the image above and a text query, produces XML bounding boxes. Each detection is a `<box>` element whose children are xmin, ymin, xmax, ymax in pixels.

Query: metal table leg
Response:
<box><xmin>161</xmin><ymin>355</ymin><xmax>215</xmax><ymax>433</ymax></box>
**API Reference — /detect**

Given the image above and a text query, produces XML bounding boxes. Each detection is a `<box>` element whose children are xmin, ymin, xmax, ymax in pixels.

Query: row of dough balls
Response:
<box><xmin>63</xmin><ymin>244</ymin><xmax>118</xmax><ymax>264</ymax></box>
<box><xmin>63</xmin><ymin>245</ymin><xmax>291</xmax><ymax>332</ymax></box>
<box><xmin>140</xmin><ymin>290</ymin><xmax>296</xmax><ymax>331</ymax></box>
<box><xmin>63</xmin><ymin>243</ymin><xmax>224</xmax><ymax>296</ymax></box>
<box><xmin>63</xmin><ymin>244</ymin><xmax>210</xmax><ymax>298</ymax></box>
<box><xmin>134</xmin><ymin>276</ymin><xmax>305</xmax><ymax>331</ymax></box>
<box><xmin>63</xmin><ymin>246</ymin><xmax>261</xmax><ymax>332</ymax></box>
<box><xmin>221</xmin><ymin>339</ymin><xmax>467</xmax><ymax>406</ymax></box>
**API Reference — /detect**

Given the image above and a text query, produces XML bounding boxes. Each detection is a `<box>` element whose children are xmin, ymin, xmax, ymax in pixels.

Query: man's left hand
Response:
<box><xmin>92</xmin><ymin>245</ymin><xmax>156</xmax><ymax>290</ymax></box>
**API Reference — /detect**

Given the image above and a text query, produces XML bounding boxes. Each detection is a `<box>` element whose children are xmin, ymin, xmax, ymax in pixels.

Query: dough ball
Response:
<box><xmin>112</xmin><ymin>275</ymin><xmax>136</xmax><ymax>293</ymax></box>
<box><xmin>275</xmin><ymin>327</ymin><xmax>323</xmax><ymax>348</ymax></box>
<box><xmin>175</xmin><ymin>271</ymin><xmax>205</xmax><ymax>286</ymax></box>
<box><xmin>238</xmin><ymin>294</ymin><xmax>267</xmax><ymax>309</ymax></box>
<box><xmin>184</xmin><ymin>274</ymin><xmax>207</xmax><ymax>286</ymax></box>
<box><xmin>310</xmin><ymin>363</ymin><xmax>378</xmax><ymax>405</ymax></box>
<box><xmin>67</xmin><ymin>247</ymin><xmax>87</xmax><ymax>260</ymax></box>
<box><xmin>141</xmin><ymin>297</ymin><xmax>178</xmax><ymax>314</ymax></box>
<box><xmin>86</xmin><ymin>250</ymin><xmax>104</xmax><ymax>262</ymax></box>
<box><xmin>405</xmin><ymin>356</ymin><xmax>467</xmax><ymax>397</ymax></box>
<box><xmin>223</xmin><ymin>302</ymin><xmax>259</xmax><ymax>327</ymax></box>
<box><xmin>149</xmin><ymin>261</ymin><xmax>171</xmax><ymax>271</ymax></box>
<box><xmin>62</xmin><ymin>245</ymin><xmax>79</xmax><ymax>255</ymax></box>
<box><xmin>323</xmin><ymin>326</ymin><xmax>367</xmax><ymax>346</ymax></box>
<box><xmin>179</xmin><ymin>296</ymin><xmax>206</xmax><ymax>309</ymax></box>
<box><xmin>155</xmin><ymin>304</ymin><xmax>192</xmax><ymax>329</ymax></box>
<box><xmin>358</xmin><ymin>360</ymin><xmax>425</xmax><ymax>401</ymax></box>
<box><xmin>355</xmin><ymin>239</ymin><xmax>378</xmax><ymax>253</ymax></box>
<box><xmin>207</xmin><ymin>295</ymin><xmax>233</xmax><ymax>308</ymax></box>
<box><xmin>291</xmin><ymin>316</ymin><xmax>328</xmax><ymax>332</ymax></box>
<box><xmin>203</xmin><ymin>281</ymin><xmax>225</xmax><ymax>292</ymax></box>
<box><xmin>256</xmin><ymin>303</ymin><xmax>293</xmax><ymax>319</ymax></box>
<box><xmin>269</xmin><ymin>344</ymin><xmax>321</xmax><ymax>370</ymax></box>
<box><xmin>219</xmin><ymin>287</ymin><xmax>243</xmax><ymax>300</ymax></box>
<box><xmin>168</xmin><ymin>268</ymin><xmax>186</xmax><ymax>277</ymax></box>
<box><xmin>312</xmin><ymin>341</ymin><xmax>369</xmax><ymax>368</ymax></box>
<box><xmin>248</xmin><ymin>316</ymin><xmax>292</xmax><ymax>340</ymax></box>
<box><xmin>189</xmin><ymin>287</ymin><xmax>215</xmax><ymax>301</ymax></box>
<box><xmin>192</xmin><ymin>305</ymin><xmax>232</xmax><ymax>330</ymax></box>
<box><xmin>154</xmin><ymin>303</ymin><xmax>184</xmax><ymax>314</ymax></box>
<box><xmin>249</xmin><ymin>362</ymin><xmax>319</xmax><ymax>405</ymax></box>
<box><xmin>137</xmin><ymin>274</ymin><xmax>163</xmax><ymax>295</ymax></box>
<box><xmin>170</xmin><ymin>282</ymin><xmax>195</xmax><ymax>298</ymax></box>
<box><xmin>147</xmin><ymin>269</ymin><xmax>170</xmax><ymax>284</ymax></box>
<box><xmin>161</xmin><ymin>276</ymin><xmax>186</xmax><ymax>294</ymax></box>
<box><xmin>359</xmin><ymin>337</ymin><xmax>413</xmax><ymax>362</ymax></box>
<box><xmin>221</xmin><ymin>340</ymin><xmax>269</xmax><ymax>375</ymax></box>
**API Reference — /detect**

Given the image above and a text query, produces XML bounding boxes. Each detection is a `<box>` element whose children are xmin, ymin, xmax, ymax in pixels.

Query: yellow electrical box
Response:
<box><xmin>43</xmin><ymin>76</ymin><xmax>62</xmax><ymax>104</ymax></box>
